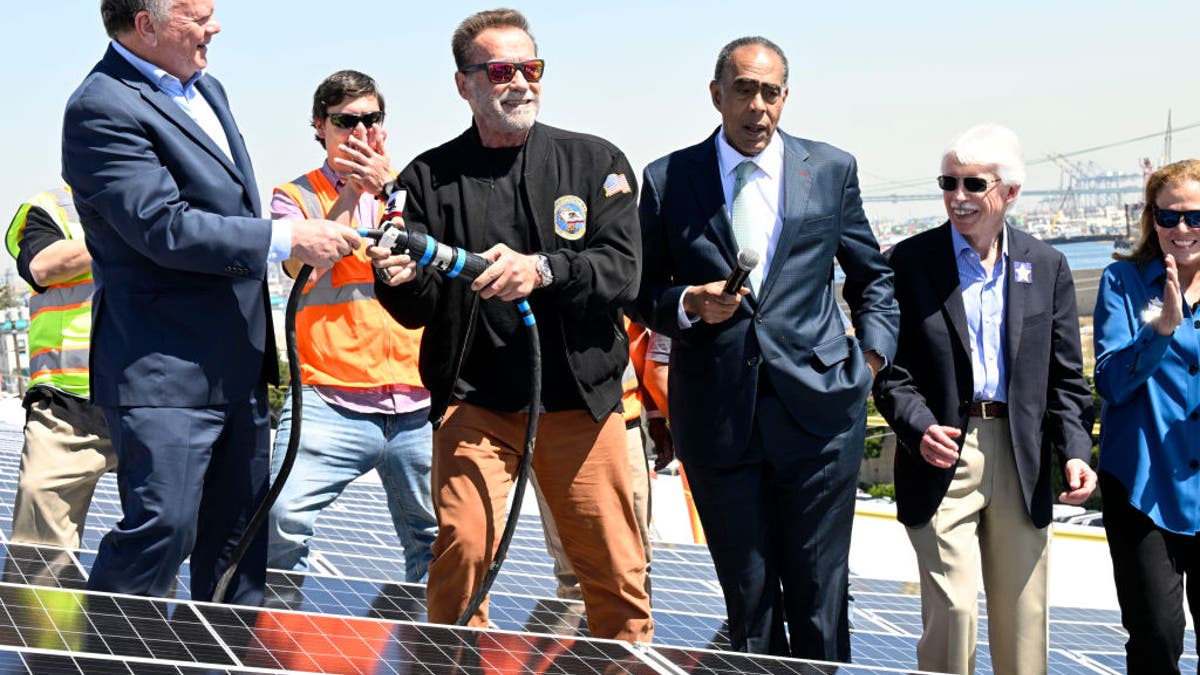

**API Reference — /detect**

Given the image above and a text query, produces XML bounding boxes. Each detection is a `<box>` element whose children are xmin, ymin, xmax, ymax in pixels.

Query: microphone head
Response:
<box><xmin>736</xmin><ymin>248</ymin><xmax>761</xmax><ymax>271</ymax></box>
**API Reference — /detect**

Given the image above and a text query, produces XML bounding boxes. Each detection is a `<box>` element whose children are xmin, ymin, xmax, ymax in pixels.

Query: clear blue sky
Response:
<box><xmin>2</xmin><ymin>0</ymin><xmax>1198</xmax><ymax>232</ymax></box>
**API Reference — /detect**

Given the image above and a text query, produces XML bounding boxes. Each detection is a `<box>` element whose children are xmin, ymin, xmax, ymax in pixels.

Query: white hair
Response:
<box><xmin>942</xmin><ymin>123</ymin><xmax>1026</xmax><ymax>186</ymax></box>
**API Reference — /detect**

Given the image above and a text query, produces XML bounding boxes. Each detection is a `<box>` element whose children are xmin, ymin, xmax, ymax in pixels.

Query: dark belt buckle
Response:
<box><xmin>977</xmin><ymin>401</ymin><xmax>1001</xmax><ymax>419</ymax></box>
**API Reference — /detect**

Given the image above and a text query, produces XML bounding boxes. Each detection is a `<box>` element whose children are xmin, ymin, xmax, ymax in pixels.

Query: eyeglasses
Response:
<box><xmin>730</xmin><ymin>78</ymin><xmax>784</xmax><ymax>104</ymax></box>
<box><xmin>937</xmin><ymin>175</ymin><xmax>1001</xmax><ymax>193</ymax></box>
<box><xmin>459</xmin><ymin>59</ymin><xmax>545</xmax><ymax>84</ymax></box>
<box><xmin>327</xmin><ymin>111</ymin><xmax>385</xmax><ymax>129</ymax></box>
<box><xmin>1154</xmin><ymin>209</ymin><xmax>1200</xmax><ymax>229</ymax></box>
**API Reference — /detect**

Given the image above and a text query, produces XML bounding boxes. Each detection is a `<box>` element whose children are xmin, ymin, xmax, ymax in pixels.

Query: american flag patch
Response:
<box><xmin>603</xmin><ymin>173</ymin><xmax>631</xmax><ymax>197</ymax></box>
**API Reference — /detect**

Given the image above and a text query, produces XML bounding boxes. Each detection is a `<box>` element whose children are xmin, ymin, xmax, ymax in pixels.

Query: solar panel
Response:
<box><xmin>0</xmin><ymin>413</ymin><xmax>1185</xmax><ymax>674</ymax></box>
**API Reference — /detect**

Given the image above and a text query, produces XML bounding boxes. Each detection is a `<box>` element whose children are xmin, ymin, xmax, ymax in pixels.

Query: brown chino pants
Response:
<box><xmin>425</xmin><ymin>401</ymin><xmax>654</xmax><ymax>642</ymax></box>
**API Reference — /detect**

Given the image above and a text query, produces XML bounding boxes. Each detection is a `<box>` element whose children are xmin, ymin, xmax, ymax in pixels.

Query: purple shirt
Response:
<box><xmin>271</xmin><ymin>162</ymin><xmax>429</xmax><ymax>415</ymax></box>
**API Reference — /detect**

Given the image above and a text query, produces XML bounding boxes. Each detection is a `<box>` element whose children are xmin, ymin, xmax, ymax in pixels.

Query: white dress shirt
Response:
<box><xmin>678</xmin><ymin>128</ymin><xmax>785</xmax><ymax>328</ymax></box>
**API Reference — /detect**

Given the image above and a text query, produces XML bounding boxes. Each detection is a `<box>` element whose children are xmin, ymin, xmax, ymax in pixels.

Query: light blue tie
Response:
<box><xmin>730</xmin><ymin>160</ymin><xmax>759</xmax><ymax>289</ymax></box>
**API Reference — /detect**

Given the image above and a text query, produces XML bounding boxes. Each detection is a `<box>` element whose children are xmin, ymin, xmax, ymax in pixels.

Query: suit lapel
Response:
<box><xmin>195</xmin><ymin>76</ymin><xmax>256</xmax><ymax>209</ymax></box>
<box><xmin>688</xmin><ymin>135</ymin><xmax>740</xmax><ymax>275</ymax></box>
<box><xmin>934</xmin><ymin>223</ymin><xmax>972</xmax><ymax>362</ymax></box>
<box><xmin>1004</xmin><ymin>226</ymin><xmax>1030</xmax><ymax>376</ymax></box>
<box><xmin>104</xmin><ymin>48</ymin><xmax>251</xmax><ymax>202</ymax></box>
<box><xmin>757</xmin><ymin>133</ymin><xmax>812</xmax><ymax>304</ymax></box>
<box><xmin>136</xmin><ymin>79</ymin><xmax>242</xmax><ymax>182</ymax></box>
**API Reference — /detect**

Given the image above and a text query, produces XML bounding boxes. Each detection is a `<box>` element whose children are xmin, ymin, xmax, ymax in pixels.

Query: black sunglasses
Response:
<box><xmin>459</xmin><ymin>59</ymin><xmax>545</xmax><ymax>84</ymax></box>
<box><xmin>937</xmin><ymin>175</ymin><xmax>1000</xmax><ymax>193</ymax></box>
<box><xmin>327</xmin><ymin>111</ymin><xmax>385</xmax><ymax>129</ymax></box>
<box><xmin>1154</xmin><ymin>209</ymin><xmax>1200</xmax><ymax>229</ymax></box>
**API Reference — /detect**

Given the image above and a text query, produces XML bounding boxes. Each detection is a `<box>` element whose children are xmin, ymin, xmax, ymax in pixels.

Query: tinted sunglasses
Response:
<box><xmin>459</xmin><ymin>59</ymin><xmax>545</xmax><ymax>84</ymax></box>
<box><xmin>1154</xmin><ymin>209</ymin><xmax>1200</xmax><ymax>229</ymax></box>
<box><xmin>327</xmin><ymin>111</ymin><xmax>385</xmax><ymax>129</ymax></box>
<box><xmin>937</xmin><ymin>175</ymin><xmax>1000</xmax><ymax>193</ymax></box>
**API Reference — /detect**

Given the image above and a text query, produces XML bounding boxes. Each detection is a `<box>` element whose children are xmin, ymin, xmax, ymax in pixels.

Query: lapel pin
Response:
<box><xmin>1013</xmin><ymin>261</ymin><xmax>1032</xmax><ymax>284</ymax></box>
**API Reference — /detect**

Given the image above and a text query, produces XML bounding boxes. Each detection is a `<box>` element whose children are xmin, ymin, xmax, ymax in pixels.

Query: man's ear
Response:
<box><xmin>132</xmin><ymin>10</ymin><xmax>158</xmax><ymax>47</ymax></box>
<box><xmin>1004</xmin><ymin>184</ymin><xmax>1022</xmax><ymax>206</ymax></box>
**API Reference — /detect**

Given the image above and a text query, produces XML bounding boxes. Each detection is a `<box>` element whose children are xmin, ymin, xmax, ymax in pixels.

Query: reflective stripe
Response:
<box><xmin>7</xmin><ymin>188</ymin><xmax>84</xmax><ymax>261</ymax></box>
<box><xmin>29</xmin><ymin>282</ymin><xmax>94</xmax><ymax>315</ymax></box>
<box><xmin>299</xmin><ymin>281</ymin><xmax>375</xmax><ymax>308</ymax></box>
<box><xmin>278</xmin><ymin>174</ymin><xmax>326</xmax><ymax>220</ymax></box>
<box><xmin>29</xmin><ymin>348</ymin><xmax>90</xmax><ymax>374</ymax></box>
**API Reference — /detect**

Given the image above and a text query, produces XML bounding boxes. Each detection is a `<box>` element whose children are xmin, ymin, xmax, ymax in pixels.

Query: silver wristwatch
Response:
<box><xmin>535</xmin><ymin>254</ymin><xmax>554</xmax><ymax>288</ymax></box>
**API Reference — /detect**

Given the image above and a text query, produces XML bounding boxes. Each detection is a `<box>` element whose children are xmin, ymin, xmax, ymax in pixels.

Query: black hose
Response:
<box><xmin>213</xmin><ymin>218</ymin><xmax>541</xmax><ymax>620</ymax></box>
<box><xmin>456</xmin><ymin>298</ymin><xmax>540</xmax><ymax>625</ymax></box>
<box><xmin>213</xmin><ymin>264</ymin><xmax>313</xmax><ymax>603</ymax></box>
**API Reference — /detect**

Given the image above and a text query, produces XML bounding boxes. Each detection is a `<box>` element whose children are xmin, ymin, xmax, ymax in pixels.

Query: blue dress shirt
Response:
<box><xmin>952</xmin><ymin>227</ymin><xmax>1008</xmax><ymax>402</ymax></box>
<box><xmin>1095</xmin><ymin>258</ymin><xmax>1200</xmax><ymax>534</ymax></box>
<box><xmin>109</xmin><ymin>40</ymin><xmax>291</xmax><ymax>262</ymax></box>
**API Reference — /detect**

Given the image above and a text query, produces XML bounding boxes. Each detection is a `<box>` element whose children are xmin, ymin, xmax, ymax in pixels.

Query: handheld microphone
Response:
<box><xmin>361</xmin><ymin>187</ymin><xmax>491</xmax><ymax>282</ymax></box>
<box><xmin>723</xmin><ymin>248</ymin><xmax>761</xmax><ymax>294</ymax></box>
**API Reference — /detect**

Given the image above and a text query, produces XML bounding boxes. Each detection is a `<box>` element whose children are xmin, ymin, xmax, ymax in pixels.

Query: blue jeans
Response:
<box><xmin>268</xmin><ymin>386</ymin><xmax>436</xmax><ymax>582</ymax></box>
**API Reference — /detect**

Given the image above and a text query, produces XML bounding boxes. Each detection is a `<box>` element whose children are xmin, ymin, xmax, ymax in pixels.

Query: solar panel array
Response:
<box><xmin>0</xmin><ymin>422</ymin><xmax>1188</xmax><ymax>673</ymax></box>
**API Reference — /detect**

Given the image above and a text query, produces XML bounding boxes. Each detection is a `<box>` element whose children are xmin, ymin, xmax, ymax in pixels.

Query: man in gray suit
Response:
<box><xmin>636</xmin><ymin>36</ymin><xmax>898</xmax><ymax>660</ymax></box>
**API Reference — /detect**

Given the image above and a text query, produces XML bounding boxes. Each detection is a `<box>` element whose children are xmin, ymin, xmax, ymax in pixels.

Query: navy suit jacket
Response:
<box><xmin>874</xmin><ymin>223</ymin><xmax>1094</xmax><ymax>528</ymax></box>
<box><xmin>61</xmin><ymin>45</ymin><xmax>278</xmax><ymax>407</ymax></box>
<box><xmin>636</xmin><ymin>129</ymin><xmax>898</xmax><ymax>468</ymax></box>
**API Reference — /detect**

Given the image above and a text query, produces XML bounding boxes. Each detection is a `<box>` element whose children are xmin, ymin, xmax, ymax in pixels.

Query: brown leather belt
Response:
<box><xmin>968</xmin><ymin>400</ymin><xmax>1008</xmax><ymax>419</ymax></box>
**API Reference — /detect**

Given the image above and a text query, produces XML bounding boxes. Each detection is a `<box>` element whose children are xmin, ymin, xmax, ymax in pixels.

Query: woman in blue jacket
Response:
<box><xmin>1094</xmin><ymin>159</ymin><xmax>1200</xmax><ymax>674</ymax></box>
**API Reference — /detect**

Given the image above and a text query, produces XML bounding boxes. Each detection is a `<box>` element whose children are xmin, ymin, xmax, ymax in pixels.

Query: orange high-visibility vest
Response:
<box><xmin>620</xmin><ymin>318</ymin><xmax>649</xmax><ymax>423</ymax></box>
<box><xmin>274</xmin><ymin>170</ymin><xmax>423</xmax><ymax>389</ymax></box>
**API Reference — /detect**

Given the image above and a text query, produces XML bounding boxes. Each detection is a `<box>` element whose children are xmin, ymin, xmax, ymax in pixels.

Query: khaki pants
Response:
<box><xmin>905</xmin><ymin>417</ymin><xmax>1049</xmax><ymax>675</ymax></box>
<box><xmin>534</xmin><ymin>424</ymin><xmax>651</xmax><ymax>601</ymax></box>
<box><xmin>11</xmin><ymin>394</ymin><xmax>116</xmax><ymax>549</ymax></box>
<box><xmin>425</xmin><ymin>402</ymin><xmax>653</xmax><ymax>642</ymax></box>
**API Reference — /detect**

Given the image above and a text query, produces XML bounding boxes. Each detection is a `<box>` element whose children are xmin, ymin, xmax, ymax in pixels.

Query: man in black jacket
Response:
<box><xmin>874</xmin><ymin>123</ymin><xmax>1096</xmax><ymax>674</ymax></box>
<box><xmin>368</xmin><ymin>8</ymin><xmax>651</xmax><ymax>642</ymax></box>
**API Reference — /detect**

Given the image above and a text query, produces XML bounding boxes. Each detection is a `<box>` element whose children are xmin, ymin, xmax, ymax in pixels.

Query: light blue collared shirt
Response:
<box><xmin>110</xmin><ymin>40</ymin><xmax>292</xmax><ymax>263</ymax></box>
<box><xmin>952</xmin><ymin>226</ymin><xmax>1008</xmax><ymax>402</ymax></box>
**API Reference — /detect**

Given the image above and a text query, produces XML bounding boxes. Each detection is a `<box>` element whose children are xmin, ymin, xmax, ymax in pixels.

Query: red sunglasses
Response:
<box><xmin>459</xmin><ymin>59</ymin><xmax>545</xmax><ymax>84</ymax></box>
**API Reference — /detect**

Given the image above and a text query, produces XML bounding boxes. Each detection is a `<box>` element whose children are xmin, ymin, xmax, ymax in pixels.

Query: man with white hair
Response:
<box><xmin>874</xmin><ymin>123</ymin><xmax>1098</xmax><ymax>674</ymax></box>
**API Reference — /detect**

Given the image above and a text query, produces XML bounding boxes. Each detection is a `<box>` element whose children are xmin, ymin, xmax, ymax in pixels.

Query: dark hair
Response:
<box><xmin>713</xmin><ymin>36</ymin><xmax>788</xmax><ymax>86</ymax></box>
<box><xmin>451</xmin><ymin>8</ymin><xmax>536</xmax><ymax>69</ymax></box>
<box><xmin>310</xmin><ymin>70</ymin><xmax>385</xmax><ymax>147</ymax></box>
<box><xmin>1118</xmin><ymin>159</ymin><xmax>1200</xmax><ymax>265</ymax></box>
<box><xmin>100</xmin><ymin>0</ymin><xmax>170</xmax><ymax>39</ymax></box>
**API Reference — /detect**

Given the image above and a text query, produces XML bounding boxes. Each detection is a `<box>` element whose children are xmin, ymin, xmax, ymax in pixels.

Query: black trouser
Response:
<box><xmin>1101</xmin><ymin>471</ymin><xmax>1200</xmax><ymax>675</ymax></box>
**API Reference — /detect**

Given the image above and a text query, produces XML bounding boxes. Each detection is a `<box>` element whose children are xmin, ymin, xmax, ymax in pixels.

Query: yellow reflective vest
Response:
<box><xmin>4</xmin><ymin>187</ymin><xmax>92</xmax><ymax>396</ymax></box>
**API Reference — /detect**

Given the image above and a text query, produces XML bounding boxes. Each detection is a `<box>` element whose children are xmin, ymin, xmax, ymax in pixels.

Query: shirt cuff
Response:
<box><xmin>268</xmin><ymin>219</ymin><xmax>293</xmax><ymax>263</ymax></box>
<box><xmin>676</xmin><ymin>292</ymin><xmax>701</xmax><ymax>330</ymax></box>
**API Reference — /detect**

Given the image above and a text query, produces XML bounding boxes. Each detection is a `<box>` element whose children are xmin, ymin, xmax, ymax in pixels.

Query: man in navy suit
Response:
<box><xmin>874</xmin><ymin>124</ymin><xmax>1096</xmax><ymax>674</ymax></box>
<box><xmin>636</xmin><ymin>36</ymin><xmax>898</xmax><ymax>660</ymax></box>
<box><xmin>61</xmin><ymin>0</ymin><xmax>359</xmax><ymax>604</ymax></box>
